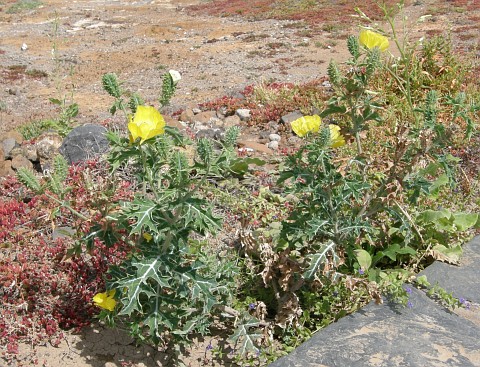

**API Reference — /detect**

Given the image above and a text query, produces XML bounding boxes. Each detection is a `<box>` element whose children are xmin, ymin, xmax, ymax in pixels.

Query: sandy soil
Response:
<box><xmin>0</xmin><ymin>0</ymin><xmax>354</xmax><ymax>133</ymax></box>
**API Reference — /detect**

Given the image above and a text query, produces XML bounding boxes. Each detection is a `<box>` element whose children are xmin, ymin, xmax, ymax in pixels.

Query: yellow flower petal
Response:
<box><xmin>143</xmin><ymin>233</ymin><xmax>153</xmax><ymax>242</ymax></box>
<box><xmin>359</xmin><ymin>30</ymin><xmax>389</xmax><ymax>52</ymax></box>
<box><xmin>93</xmin><ymin>290</ymin><xmax>117</xmax><ymax>312</ymax></box>
<box><xmin>291</xmin><ymin>115</ymin><xmax>322</xmax><ymax>137</ymax></box>
<box><xmin>127</xmin><ymin>105</ymin><xmax>165</xmax><ymax>144</ymax></box>
<box><xmin>328</xmin><ymin>124</ymin><xmax>346</xmax><ymax>148</ymax></box>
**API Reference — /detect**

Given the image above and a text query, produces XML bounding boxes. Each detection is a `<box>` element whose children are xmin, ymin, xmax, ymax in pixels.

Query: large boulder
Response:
<box><xmin>59</xmin><ymin>124</ymin><xmax>109</xmax><ymax>164</ymax></box>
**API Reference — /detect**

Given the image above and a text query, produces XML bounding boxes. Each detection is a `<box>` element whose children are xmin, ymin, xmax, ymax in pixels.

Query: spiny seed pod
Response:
<box><xmin>159</xmin><ymin>72</ymin><xmax>176</xmax><ymax>107</ymax></box>
<box><xmin>424</xmin><ymin>90</ymin><xmax>438</xmax><ymax>126</ymax></box>
<box><xmin>102</xmin><ymin>73</ymin><xmax>122</xmax><ymax>98</ymax></box>
<box><xmin>327</xmin><ymin>60</ymin><xmax>342</xmax><ymax>87</ymax></box>
<box><xmin>224</xmin><ymin>126</ymin><xmax>240</xmax><ymax>149</ymax></box>
<box><xmin>197</xmin><ymin>138</ymin><xmax>214</xmax><ymax>166</ymax></box>
<box><xmin>128</xmin><ymin>93</ymin><xmax>144</xmax><ymax>114</ymax></box>
<box><xmin>365</xmin><ymin>48</ymin><xmax>381</xmax><ymax>77</ymax></box>
<box><xmin>347</xmin><ymin>35</ymin><xmax>360</xmax><ymax>59</ymax></box>
<box><xmin>156</xmin><ymin>135</ymin><xmax>172</xmax><ymax>161</ymax></box>
<box><xmin>169</xmin><ymin>150</ymin><xmax>189</xmax><ymax>185</ymax></box>
<box><xmin>317</xmin><ymin>125</ymin><xmax>331</xmax><ymax>149</ymax></box>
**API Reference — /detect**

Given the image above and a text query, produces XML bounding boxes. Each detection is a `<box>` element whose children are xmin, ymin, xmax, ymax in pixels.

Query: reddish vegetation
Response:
<box><xmin>0</xmin><ymin>161</ymin><xmax>133</xmax><ymax>363</ymax></box>
<box><xmin>188</xmin><ymin>0</ymin><xmax>408</xmax><ymax>28</ymax></box>
<box><xmin>200</xmin><ymin>79</ymin><xmax>329</xmax><ymax>126</ymax></box>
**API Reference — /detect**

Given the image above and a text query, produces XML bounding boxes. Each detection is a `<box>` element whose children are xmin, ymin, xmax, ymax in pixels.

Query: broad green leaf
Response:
<box><xmin>430</xmin><ymin>173</ymin><xmax>448</xmax><ymax>191</ymax></box>
<box><xmin>452</xmin><ymin>213</ymin><xmax>478</xmax><ymax>231</ymax></box>
<box><xmin>354</xmin><ymin>249</ymin><xmax>372</xmax><ymax>271</ymax></box>
<box><xmin>429</xmin><ymin>244</ymin><xmax>463</xmax><ymax>265</ymax></box>
<box><xmin>49</xmin><ymin>98</ymin><xmax>62</xmax><ymax>105</ymax></box>
<box><xmin>417</xmin><ymin>209</ymin><xmax>455</xmax><ymax>232</ymax></box>
<box><xmin>415</xmin><ymin>275</ymin><xmax>430</xmax><ymax>287</ymax></box>
<box><xmin>379</xmin><ymin>243</ymin><xmax>417</xmax><ymax>262</ymax></box>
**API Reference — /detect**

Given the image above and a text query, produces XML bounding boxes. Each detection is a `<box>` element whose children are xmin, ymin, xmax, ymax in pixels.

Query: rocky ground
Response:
<box><xmin>0</xmin><ymin>0</ymin><xmax>479</xmax><ymax>366</ymax></box>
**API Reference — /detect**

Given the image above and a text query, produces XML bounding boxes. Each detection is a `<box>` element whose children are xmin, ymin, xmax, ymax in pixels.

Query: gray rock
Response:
<box><xmin>59</xmin><ymin>124</ymin><xmax>109</xmax><ymax>164</ymax></box>
<box><xmin>420</xmin><ymin>236</ymin><xmax>480</xmax><ymax>303</ymax></box>
<box><xmin>280</xmin><ymin>111</ymin><xmax>303</xmax><ymax>125</ymax></box>
<box><xmin>36</xmin><ymin>132</ymin><xmax>63</xmax><ymax>160</ymax></box>
<box><xmin>11</xmin><ymin>155</ymin><xmax>32</xmax><ymax>170</ymax></box>
<box><xmin>195</xmin><ymin>128</ymin><xmax>223</xmax><ymax>140</ymax></box>
<box><xmin>267</xmin><ymin>141</ymin><xmax>279</xmax><ymax>150</ymax></box>
<box><xmin>223</xmin><ymin>114</ymin><xmax>241</xmax><ymax>128</ymax></box>
<box><xmin>1</xmin><ymin>138</ymin><xmax>17</xmax><ymax>158</ymax></box>
<box><xmin>269</xmin><ymin>133</ymin><xmax>281</xmax><ymax>142</ymax></box>
<box><xmin>287</xmin><ymin>136</ymin><xmax>302</xmax><ymax>145</ymax></box>
<box><xmin>216</xmin><ymin>106</ymin><xmax>228</xmax><ymax>119</ymax></box>
<box><xmin>192</xmin><ymin>107</ymin><xmax>202</xmax><ymax>114</ymax></box>
<box><xmin>236</xmin><ymin>108</ymin><xmax>251</xmax><ymax>122</ymax></box>
<box><xmin>271</xmin><ymin>287</ymin><xmax>480</xmax><ymax>367</ymax></box>
<box><xmin>23</xmin><ymin>144</ymin><xmax>39</xmax><ymax>162</ymax></box>
<box><xmin>267</xmin><ymin>121</ymin><xmax>280</xmax><ymax>133</ymax></box>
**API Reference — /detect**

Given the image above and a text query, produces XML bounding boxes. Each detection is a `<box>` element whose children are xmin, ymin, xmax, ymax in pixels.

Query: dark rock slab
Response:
<box><xmin>280</xmin><ymin>111</ymin><xmax>303</xmax><ymax>125</ymax></box>
<box><xmin>420</xmin><ymin>236</ymin><xmax>480</xmax><ymax>303</ymax></box>
<box><xmin>59</xmin><ymin>124</ymin><xmax>109</xmax><ymax>164</ymax></box>
<box><xmin>270</xmin><ymin>288</ymin><xmax>480</xmax><ymax>367</ymax></box>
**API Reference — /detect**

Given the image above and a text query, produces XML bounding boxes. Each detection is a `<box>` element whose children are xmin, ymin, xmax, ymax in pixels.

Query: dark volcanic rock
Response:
<box><xmin>59</xmin><ymin>124</ymin><xmax>109</xmax><ymax>164</ymax></box>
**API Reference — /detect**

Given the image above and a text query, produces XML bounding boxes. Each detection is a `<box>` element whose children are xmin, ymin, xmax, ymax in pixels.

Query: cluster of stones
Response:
<box><xmin>0</xmin><ymin>130</ymin><xmax>62</xmax><ymax>177</ymax></box>
<box><xmin>176</xmin><ymin>106</ymin><xmax>304</xmax><ymax>154</ymax></box>
<box><xmin>0</xmin><ymin>106</ymin><xmax>307</xmax><ymax>179</ymax></box>
<box><xmin>0</xmin><ymin>124</ymin><xmax>109</xmax><ymax>178</ymax></box>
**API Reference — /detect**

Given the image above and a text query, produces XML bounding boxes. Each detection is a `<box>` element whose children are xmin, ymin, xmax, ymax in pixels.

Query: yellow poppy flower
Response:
<box><xmin>328</xmin><ymin>124</ymin><xmax>346</xmax><ymax>148</ymax></box>
<box><xmin>359</xmin><ymin>30</ymin><xmax>389</xmax><ymax>52</ymax></box>
<box><xmin>143</xmin><ymin>232</ymin><xmax>153</xmax><ymax>242</ymax></box>
<box><xmin>128</xmin><ymin>105</ymin><xmax>165</xmax><ymax>144</ymax></box>
<box><xmin>291</xmin><ymin>115</ymin><xmax>322</xmax><ymax>137</ymax></box>
<box><xmin>93</xmin><ymin>290</ymin><xmax>117</xmax><ymax>311</ymax></box>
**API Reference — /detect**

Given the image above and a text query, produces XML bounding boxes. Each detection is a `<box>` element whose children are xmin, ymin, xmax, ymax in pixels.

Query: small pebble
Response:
<box><xmin>269</xmin><ymin>133</ymin><xmax>281</xmax><ymax>142</ymax></box>
<box><xmin>267</xmin><ymin>141</ymin><xmax>279</xmax><ymax>150</ymax></box>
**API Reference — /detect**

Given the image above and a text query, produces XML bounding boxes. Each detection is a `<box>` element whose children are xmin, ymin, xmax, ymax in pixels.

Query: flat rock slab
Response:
<box><xmin>270</xmin><ymin>235</ymin><xmax>480</xmax><ymax>367</ymax></box>
<box><xmin>270</xmin><ymin>288</ymin><xmax>480</xmax><ymax>366</ymax></box>
<box><xmin>420</xmin><ymin>236</ymin><xmax>480</xmax><ymax>303</ymax></box>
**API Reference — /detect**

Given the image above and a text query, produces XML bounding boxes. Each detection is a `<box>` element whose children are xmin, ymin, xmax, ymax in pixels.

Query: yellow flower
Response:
<box><xmin>328</xmin><ymin>124</ymin><xmax>346</xmax><ymax>148</ymax></box>
<box><xmin>291</xmin><ymin>115</ymin><xmax>322</xmax><ymax>137</ymax></box>
<box><xmin>359</xmin><ymin>30</ymin><xmax>389</xmax><ymax>52</ymax></box>
<box><xmin>93</xmin><ymin>290</ymin><xmax>117</xmax><ymax>311</ymax></box>
<box><xmin>128</xmin><ymin>105</ymin><xmax>165</xmax><ymax>144</ymax></box>
<box><xmin>143</xmin><ymin>232</ymin><xmax>153</xmax><ymax>242</ymax></box>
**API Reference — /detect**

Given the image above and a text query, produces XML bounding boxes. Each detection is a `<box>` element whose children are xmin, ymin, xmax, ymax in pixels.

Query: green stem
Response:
<box><xmin>45</xmin><ymin>193</ymin><xmax>89</xmax><ymax>221</ymax></box>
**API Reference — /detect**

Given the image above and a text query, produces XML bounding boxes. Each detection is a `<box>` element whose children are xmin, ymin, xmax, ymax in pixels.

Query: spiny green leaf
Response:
<box><xmin>183</xmin><ymin>198</ymin><xmax>222</xmax><ymax>234</ymax></box>
<box><xmin>121</xmin><ymin>197</ymin><xmax>159</xmax><ymax>234</ymax></box>
<box><xmin>229</xmin><ymin>315</ymin><xmax>261</xmax><ymax>355</ymax></box>
<box><xmin>16</xmin><ymin>167</ymin><xmax>42</xmax><ymax>193</ymax></box>
<box><xmin>303</xmin><ymin>240</ymin><xmax>337</xmax><ymax>280</ymax></box>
